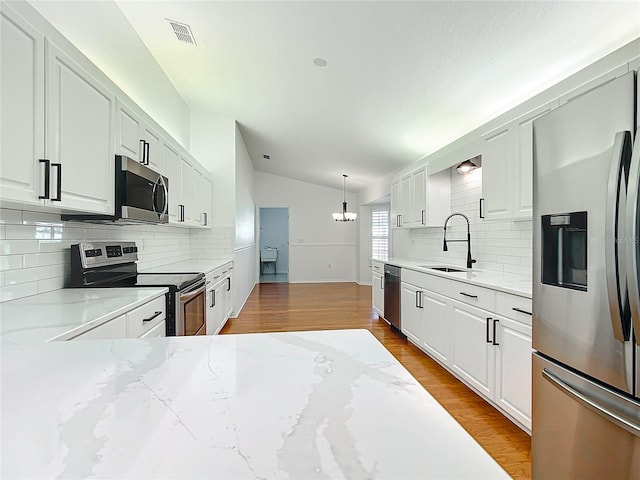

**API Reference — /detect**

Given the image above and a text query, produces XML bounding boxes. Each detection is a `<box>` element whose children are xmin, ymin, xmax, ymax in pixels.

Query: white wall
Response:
<box><xmin>254</xmin><ymin>171</ymin><xmax>357</xmax><ymax>283</ymax></box>
<box><xmin>395</xmin><ymin>167</ymin><xmax>532</xmax><ymax>276</ymax></box>
<box><xmin>259</xmin><ymin>208</ymin><xmax>289</xmax><ymax>274</ymax></box>
<box><xmin>27</xmin><ymin>0</ymin><xmax>191</xmax><ymax>148</ymax></box>
<box><xmin>232</xmin><ymin>124</ymin><xmax>257</xmax><ymax>315</ymax></box>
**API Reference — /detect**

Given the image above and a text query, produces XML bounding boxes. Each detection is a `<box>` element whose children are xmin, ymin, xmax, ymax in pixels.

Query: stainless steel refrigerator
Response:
<box><xmin>532</xmin><ymin>70</ymin><xmax>640</xmax><ymax>477</ymax></box>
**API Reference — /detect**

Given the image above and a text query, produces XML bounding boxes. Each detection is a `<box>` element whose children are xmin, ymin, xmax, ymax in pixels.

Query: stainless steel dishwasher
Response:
<box><xmin>383</xmin><ymin>264</ymin><xmax>401</xmax><ymax>331</ymax></box>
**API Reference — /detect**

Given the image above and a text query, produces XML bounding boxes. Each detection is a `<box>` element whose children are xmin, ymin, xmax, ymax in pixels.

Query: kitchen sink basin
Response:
<box><xmin>421</xmin><ymin>266</ymin><xmax>466</xmax><ymax>273</ymax></box>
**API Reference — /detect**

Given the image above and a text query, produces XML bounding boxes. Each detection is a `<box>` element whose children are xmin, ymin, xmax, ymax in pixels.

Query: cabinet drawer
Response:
<box><xmin>496</xmin><ymin>292</ymin><xmax>532</xmax><ymax>326</ymax></box>
<box><xmin>449</xmin><ymin>281</ymin><xmax>496</xmax><ymax>312</ymax></box>
<box><xmin>139</xmin><ymin>320</ymin><xmax>166</xmax><ymax>338</ymax></box>
<box><xmin>206</xmin><ymin>262</ymin><xmax>233</xmax><ymax>284</ymax></box>
<box><xmin>127</xmin><ymin>296</ymin><xmax>166</xmax><ymax>338</ymax></box>
<box><xmin>71</xmin><ymin>314</ymin><xmax>127</xmax><ymax>340</ymax></box>
<box><xmin>371</xmin><ymin>260</ymin><xmax>384</xmax><ymax>273</ymax></box>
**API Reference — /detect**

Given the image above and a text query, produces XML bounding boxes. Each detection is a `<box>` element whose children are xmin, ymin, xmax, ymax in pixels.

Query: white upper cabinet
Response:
<box><xmin>391</xmin><ymin>165</ymin><xmax>451</xmax><ymax>228</ymax></box>
<box><xmin>0</xmin><ymin>6</ymin><xmax>45</xmax><ymax>207</ymax></box>
<box><xmin>481</xmin><ymin>99</ymin><xmax>558</xmax><ymax>221</ymax></box>
<box><xmin>46</xmin><ymin>42</ymin><xmax>115</xmax><ymax>214</ymax></box>
<box><xmin>194</xmin><ymin>167</ymin><xmax>212</xmax><ymax>227</ymax></box>
<box><xmin>116</xmin><ymin>99</ymin><xmax>164</xmax><ymax>174</ymax></box>
<box><xmin>162</xmin><ymin>141</ymin><xmax>182</xmax><ymax>222</ymax></box>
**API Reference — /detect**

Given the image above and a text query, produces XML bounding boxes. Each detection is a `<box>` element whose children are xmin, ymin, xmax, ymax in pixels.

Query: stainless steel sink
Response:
<box><xmin>421</xmin><ymin>266</ymin><xmax>466</xmax><ymax>273</ymax></box>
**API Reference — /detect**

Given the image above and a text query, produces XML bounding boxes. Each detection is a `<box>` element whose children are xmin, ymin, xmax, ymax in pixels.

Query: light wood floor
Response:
<box><xmin>221</xmin><ymin>282</ymin><xmax>531</xmax><ymax>479</ymax></box>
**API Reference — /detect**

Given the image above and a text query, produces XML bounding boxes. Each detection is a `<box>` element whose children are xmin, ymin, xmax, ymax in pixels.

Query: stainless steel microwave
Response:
<box><xmin>62</xmin><ymin>156</ymin><xmax>169</xmax><ymax>224</ymax></box>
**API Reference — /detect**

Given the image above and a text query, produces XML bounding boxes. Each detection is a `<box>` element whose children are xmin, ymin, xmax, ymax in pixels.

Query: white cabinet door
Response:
<box><xmin>512</xmin><ymin>101</ymin><xmax>557</xmax><ymax>218</ymax></box>
<box><xmin>139</xmin><ymin>321</ymin><xmax>165</xmax><ymax>338</ymax></box>
<box><xmin>481</xmin><ymin>125</ymin><xmax>512</xmax><ymax>220</ymax></box>
<box><xmin>400</xmin><ymin>282</ymin><xmax>422</xmax><ymax>345</ymax></box>
<box><xmin>223</xmin><ymin>269</ymin><xmax>233</xmax><ymax>321</ymax></box>
<box><xmin>193</xmin><ymin>167</ymin><xmax>211</xmax><ymax>227</ymax></box>
<box><xmin>451</xmin><ymin>301</ymin><xmax>494</xmax><ymax>398</ymax></box>
<box><xmin>142</xmin><ymin>122</ymin><xmax>163</xmax><ymax>174</ymax></box>
<box><xmin>400</xmin><ymin>174</ymin><xmax>412</xmax><ymax>227</ymax></box>
<box><xmin>0</xmin><ymin>6</ymin><xmax>46</xmax><ymax>206</ymax></box>
<box><xmin>421</xmin><ymin>289</ymin><xmax>451</xmax><ymax>365</ymax></box>
<box><xmin>412</xmin><ymin>166</ymin><xmax>427</xmax><ymax>226</ymax></box>
<box><xmin>205</xmin><ymin>284</ymin><xmax>218</xmax><ymax>334</ymax></box>
<box><xmin>71</xmin><ymin>315</ymin><xmax>127</xmax><ymax>340</ymax></box>
<box><xmin>115</xmin><ymin>100</ymin><xmax>143</xmax><ymax>161</ymax></box>
<box><xmin>180</xmin><ymin>156</ymin><xmax>197</xmax><ymax>224</ymax></box>
<box><xmin>425</xmin><ymin>168</ymin><xmax>451</xmax><ymax>227</ymax></box>
<box><xmin>46</xmin><ymin>42</ymin><xmax>115</xmax><ymax>214</ymax></box>
<box><xmin>390</xmin><ymin>180</ymin><xmax>401</xmax><ymax>229</ymax></box>
<box><xmin>372</xmin><ymin>271</ymin><xmax>384</xmax><ymax>316</ymax></box>
<box><xmin>494</xmin><ymin>316</ymin><xmax>532</xmax><ymax>429</ymax></box>
<box><xmin>163</xmin><ymin>142</ymin><xmax>182</xmax><ymax>222</ymax></box>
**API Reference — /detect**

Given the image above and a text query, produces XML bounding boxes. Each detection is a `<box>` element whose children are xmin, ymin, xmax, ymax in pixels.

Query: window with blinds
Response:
<box><xmin>371</xmin><ymin>209</ymin><xmax>389</xmax><ymax>261</ymax></box>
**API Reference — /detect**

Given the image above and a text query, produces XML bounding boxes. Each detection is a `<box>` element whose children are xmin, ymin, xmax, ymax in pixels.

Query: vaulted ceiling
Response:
<box><xmin>31</xmin><ymin>1</ymin><xmax>640</xmax><ymax>191</ymax></box>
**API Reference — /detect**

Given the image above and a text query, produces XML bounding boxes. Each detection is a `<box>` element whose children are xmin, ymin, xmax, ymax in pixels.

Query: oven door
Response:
<box><xmin>178</xmin><ymin>282</ymin><xmax>206</xmax><ymax>336</ymax></box>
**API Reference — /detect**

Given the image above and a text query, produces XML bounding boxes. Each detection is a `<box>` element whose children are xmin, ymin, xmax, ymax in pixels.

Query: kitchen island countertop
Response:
<box><xmin>140</xmin><ymin>257</ymin><xmax>234</xmax><ymax>276</ymax></box>
<box><xmin>1</xmin><ymin>329</ymin><xmax>509</xmax><ymax>479</ymax></box>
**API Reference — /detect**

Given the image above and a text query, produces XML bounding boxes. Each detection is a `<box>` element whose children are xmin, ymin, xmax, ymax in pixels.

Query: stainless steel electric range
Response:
<box><xmin>69</xmin><ymin>242</ymin><xmax>206</xmax><ymax>336</ymax></box>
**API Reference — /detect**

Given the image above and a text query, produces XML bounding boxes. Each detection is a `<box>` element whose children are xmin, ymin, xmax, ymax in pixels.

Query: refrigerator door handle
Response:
<box><xmin>543</xmin><ymin>368</ymin><xmax>640</xmax><ymax>437</ymax></box>
<box><xmin>627</xmin><ymin>127</ymin><xmax>640</xmax><ymax>346</ymax></box>
<box><xmin>606</xmin><ymin>131</ymin><xmax>632</xmax><ymax>342</ymax></box>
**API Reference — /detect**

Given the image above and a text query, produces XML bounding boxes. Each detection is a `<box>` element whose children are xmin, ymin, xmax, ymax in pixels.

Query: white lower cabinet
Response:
<box><xmin>493</xmin><ymin>316</ymin><xmax>532</xmax><ymax>428</ymax></box>
<box><xmin>372</xmin><ymin>270</ymin><xmax>384</xmax><ymax>316</ymax></box>
<box><xmin>451</xmin><ymin>301</ymin><xmax>495</xmax><ymax>398</ymax></box>
<box><xmin>396</xmin><ymin>268</ymin><xmax>532</xmax><ymax>432</ymax></box>
<box><xmin>206</xmin><ymin>263</ymin><xmax>233</xmax><ymax>335</ymax></box>
<box><xmin>70</xmin><ymin>295</ymin><xmax>166</xmax><ymax>341</ymax></box>
<box><xmin>71</xmin><ymin>314</ymin><xmax>128</xmax><ymax>340</ymax></box>
<box><xmin>401</xmin><ymin>282</ymin><xmax>422</xmax><ymax>345</ymax></box>
<box><xmin>420</xmin><ymin>289</ymin><xmax>450</xmax><ymax>365</ymax></box>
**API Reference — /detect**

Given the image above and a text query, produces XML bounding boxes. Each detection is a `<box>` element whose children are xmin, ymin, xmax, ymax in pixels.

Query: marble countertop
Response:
<box><xmin>380</xmin><ymin>257</ymin><xmax>532</xmax><ymax>298</ymax></box>
<box><xmin>0</xmin><ymin>288</ymin><xmax>168</xmax><ymax>345</ymax></box>
<box><xmin>1</xmin><ymin>329</ymin><xmax>508</xmax><ymax>479</ymax></box>
<box><xmin>140</xmin><ymin>257</ymin><xmax>234</xmax><ymax>275</ymax></box>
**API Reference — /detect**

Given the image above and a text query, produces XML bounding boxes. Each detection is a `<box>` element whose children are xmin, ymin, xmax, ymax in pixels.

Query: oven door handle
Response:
<box><xmin>180</xmin><ymin>283</ymin><xmax>206</xmax><ymax>302</ymax></box>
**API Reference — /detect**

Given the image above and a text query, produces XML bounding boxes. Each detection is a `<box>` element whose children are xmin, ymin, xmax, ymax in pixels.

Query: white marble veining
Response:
<box><xmin>0</xmin><ymin>288</ymin><xmax>168</xmax><ymax>345</ymax></box>
<box><xmin>1</xmin><ymin>329</ymin><xmax>508</xmax><ymax>479</ymax></box>
<box><xmin>383</xmin><ymin>256</ymin><xmax>532</xmax><ymax>298</ymax></box>
<box><xmin>139</xmin><ymin>258</ymin><xmax>233</xmax><ymax>275</ymax></box>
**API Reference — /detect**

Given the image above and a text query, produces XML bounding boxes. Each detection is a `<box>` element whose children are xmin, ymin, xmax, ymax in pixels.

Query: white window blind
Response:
<box><xmin>371</xmin><ymin>209</ymin><xmax>389</xmax><ymax>261</ymax></box>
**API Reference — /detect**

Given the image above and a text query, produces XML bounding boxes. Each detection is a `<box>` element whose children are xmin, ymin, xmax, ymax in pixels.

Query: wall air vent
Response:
<box><xmin>167</xmin><ymin>19</ymin><xmax>197</xmax><ymax>46</ymax></box>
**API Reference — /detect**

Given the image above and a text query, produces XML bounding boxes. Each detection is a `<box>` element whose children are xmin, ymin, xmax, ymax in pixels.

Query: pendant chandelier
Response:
<box><xmin>332</xmin><ymin>174</ymin><xmax>357</xmax><ymax>222</ymax></box>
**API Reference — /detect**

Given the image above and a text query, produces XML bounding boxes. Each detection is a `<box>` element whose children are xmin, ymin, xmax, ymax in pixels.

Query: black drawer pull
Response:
<box><xmin>512</xmin><ymin>307</ymin><xmax>532</xmax><ymax>316</ymax></box>
<box><xmin>143</xmin><ymin>311</ymin><xmax>163</xmax><ymax>322</ymax></box>
<box><xmin>51</xmin><ymin>163</ymin><xmax>62</xmax><ymax>201</ymax></box>
<box><xmin>492</xmin><ymin>318</ymin><xmax>500</xmax><ymax>346</ymax></box>
<box><xmin>39</xmin><ymin>159</ymin><xmax>50</xmax><ymax>199</ymax></box>
<box><xmin>459</xmin><ymin>292</ymin><xmax>478</xmax><ymax>299</ymax></box>
<box><xmin>486</xmin><ymin>317</ymin><xmax>492</xmax><ymax>343</ymax></box>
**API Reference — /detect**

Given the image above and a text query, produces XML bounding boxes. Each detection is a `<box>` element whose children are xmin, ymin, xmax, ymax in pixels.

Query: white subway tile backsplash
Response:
<box><xmin>399</xmin><ymin>167</ymin><xmax>532</xmax><ymax>277</ymax></box>
<box><xmin>0</xmin><ymin>208</ymin><xmax>22</xmax><ymax>224</ymax></box>
<box><xmin>0</xmin><ymin>209</ymin><xmax>236</xmax><ymax>302</ymax></box>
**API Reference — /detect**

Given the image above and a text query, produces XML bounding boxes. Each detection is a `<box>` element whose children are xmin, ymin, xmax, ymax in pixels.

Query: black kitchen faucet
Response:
<box><xmin>442</xmin><ymin>212</ymin><xmax>477</xmax><ymax>269</ymax></box>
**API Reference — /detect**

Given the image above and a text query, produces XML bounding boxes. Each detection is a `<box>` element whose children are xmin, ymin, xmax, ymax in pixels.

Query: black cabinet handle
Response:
<box><xmin>380</xmin><ymin>276</ymin><xmax>384</xmax><ymax>290</ymax></box>
<box><xmin>51</xmin><ymin>163</ymin><xmax>62</xmax><ymax>201</ymax></box>
<box><xmin>415</xmin><ymin>290</ymin><xmax>420</xmax><ymax>308</ymax></box>
<box><xmin>39</xmin><ymin>159</ymin><xmax>50</xmax><ymax>199</ymax></box>
<box><xmin>486</xmin><ymin>317</ymin><xmax>492</xmax><ymax>343</ymax></box>
<box><xmin>202</xmin><ymin>212</ymin><xmax>208</xmax><ymax>226</ymax></box>
<box><xmin>179</xmin><ymin>204</ymin><xmax>185</xmax><ymax>222</ymax></box>
<box><xmin>144</xmin><ymin>141</ymin><xmax>150</xmax><ymax>165</ymax></box>
<box><xmin>512</xmin><ymin>307</ymin><xmax>532</xmax><ymax>316</ymax></box>
<box><xmin>139</xmin><ymin>139</ymin><xmax>146</xmax><ymax>163</ymax></box>
<box><xmin>210</xmin><ymin>289</ymin><xmax>216</xmax><ymax>308</ymax></box>
<box><xmin>421</xmin><ymin>209</ymin><xmax>426</xmax><ymax>225</ymax></box>
<box><xmin>479</xmin><ymin>198</ymin><xmax>485</xmax><ymax>219</ymax></box>
<box><xmin>459</xmin><ymin>292</ymin><xmax>478</xmax><ymax>299</ymax></box>
<box><xmin>492</xmin><ymin>318</ymin><xmax>500</xmax><ymax>345</ymax></box>
<box><xmin>143</xmin><ymin>311</ymin><xmax>163</xmax><ymax>322</ymax></box>
<box><xmin>227</xmin><ymin>277</ymin><xmax>231</xmax><ymax>292</ymax></box>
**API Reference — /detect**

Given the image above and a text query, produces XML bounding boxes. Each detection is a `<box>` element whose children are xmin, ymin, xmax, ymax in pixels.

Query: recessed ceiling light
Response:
<box><xmin>263</xmin><ymin>154</ymin><xmax>271</xmax><ymax>160</ymax></box>
<box><xmin>313</xmin><ymin>58</ymin><xmax>327</xmax><ymax>67</ymax></box>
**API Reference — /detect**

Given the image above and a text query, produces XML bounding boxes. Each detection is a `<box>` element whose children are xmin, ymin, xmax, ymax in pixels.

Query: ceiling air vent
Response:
<box><xmin>167</xmin><ymin>19</ymin><xmax>197</xmax><ymax>46</ymax></box>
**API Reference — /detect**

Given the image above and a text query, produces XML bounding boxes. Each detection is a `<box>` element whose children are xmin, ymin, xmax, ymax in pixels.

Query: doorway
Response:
<box><xmin>258</xmin><ymin>207</ymin><xmax>289</xmax><ymax>283</ymax></box>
